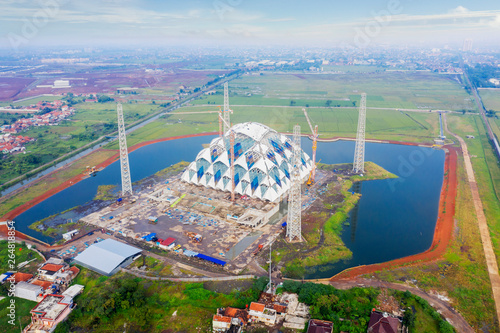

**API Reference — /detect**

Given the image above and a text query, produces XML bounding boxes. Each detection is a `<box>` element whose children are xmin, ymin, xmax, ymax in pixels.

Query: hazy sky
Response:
<box><xmin>1</xmin><ymin>0</ymin><xmax>499</xmax><ymax>49</ymax></box>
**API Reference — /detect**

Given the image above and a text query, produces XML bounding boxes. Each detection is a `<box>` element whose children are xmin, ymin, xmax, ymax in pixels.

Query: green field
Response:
<box><xmin>190</xmin><ymin>72</ymin><xmax>475</xmax><ymax>111</ymax></box>
<box><xmin>478</xmin><ymin>89</ymin><xmax>500</xmax><ymax>111</ymax></box>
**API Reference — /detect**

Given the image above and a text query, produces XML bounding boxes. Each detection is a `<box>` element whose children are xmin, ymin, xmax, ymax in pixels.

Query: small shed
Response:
<box><xmin>62</xmin><ymin>229</ymin><xmax>78</xmax><ymax>241</ymax></box>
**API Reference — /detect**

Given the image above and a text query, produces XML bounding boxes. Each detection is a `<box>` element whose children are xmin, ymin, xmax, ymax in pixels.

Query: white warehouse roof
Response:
<box><xmin>181</xmin><ymin>122</ymin><xmax>312</xmax><ymax>202</ymax></box>
<box><xmin>73</xmin><ymin>239</ymin><xmax>141</xmax><ymax>276</ymax></box>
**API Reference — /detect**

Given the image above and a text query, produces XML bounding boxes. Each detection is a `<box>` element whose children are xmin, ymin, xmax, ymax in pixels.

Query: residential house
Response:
<box><xmin>307</xmin><ymin>319</ymin><xmax>334</xmax><ymax>333</ymax></box>
<box><xmin>248</xmin><ymin>302</ymin><xmax>277</xmax><ymax>325</ymax></box>
<box><xmin>23</xmin><ymin>294</ymin><xmax>73</xmax><ymax>333</ymax></box>
<box><xmin>367</xmin><ymin>311</ymin><xmax>403</xmax><ymax>333</ymax></box>
<box><xmin>213</xmin><ymin>315</ymin><xmax>232</xmax><ymax>332</ymax></box>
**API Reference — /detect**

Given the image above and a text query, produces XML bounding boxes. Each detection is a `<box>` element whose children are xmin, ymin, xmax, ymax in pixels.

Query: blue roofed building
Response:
<box><xmin>72</xmin><ymin>239</ymin><xmax>142</xmax><ymax>276</ymax></box>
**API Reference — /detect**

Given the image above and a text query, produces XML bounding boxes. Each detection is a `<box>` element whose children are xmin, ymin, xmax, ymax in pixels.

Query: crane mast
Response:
<box><xmin>303</xmin><ymin>108</ymin><xmax>318</xmax><ymax>184</ymax></box>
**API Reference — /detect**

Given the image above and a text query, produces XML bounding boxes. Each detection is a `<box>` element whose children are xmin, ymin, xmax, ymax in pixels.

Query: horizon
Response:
<box><xmin>1</xmin><ymin>0</ymin><xmax>499</xmax><ymax>51</ymax></box>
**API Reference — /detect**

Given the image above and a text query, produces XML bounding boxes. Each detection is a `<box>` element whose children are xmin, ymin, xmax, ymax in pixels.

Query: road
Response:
<box><xmin>461</xmin><ymin>63</ymin><xmax>500</xmax><ymax>159</ymax></box>
<box><xmin>443</xmin><ymin>113</ymin><xmax>500</xmax><ymax>330</ymax></box>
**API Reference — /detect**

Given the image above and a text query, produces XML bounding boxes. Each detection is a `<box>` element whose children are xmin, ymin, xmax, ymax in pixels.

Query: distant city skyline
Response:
<box><xmin>1</xmin><ymin>0</ymin><xmax>499</xmax><ymax>49</ymax></box>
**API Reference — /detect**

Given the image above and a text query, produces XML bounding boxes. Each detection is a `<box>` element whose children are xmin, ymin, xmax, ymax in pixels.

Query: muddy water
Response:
<box><xmin>12</xmin><ymin>136</ymin><xmax>444</xmax><ymax>280</ymax></box>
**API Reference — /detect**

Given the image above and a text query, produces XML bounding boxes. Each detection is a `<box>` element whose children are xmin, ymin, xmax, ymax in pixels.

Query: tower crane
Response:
<box><xmin>303</xmin><ymin>108</ymin><xmax>318</xmax><ymax>185</ymax></box>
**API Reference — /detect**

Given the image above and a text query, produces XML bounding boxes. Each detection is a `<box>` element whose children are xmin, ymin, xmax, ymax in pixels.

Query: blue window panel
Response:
<box><xmin>197</xmin><ymin>166</ymin><xmax>204</xmax><ymax>181</ymax></box>
<box><xmin>214</xmin><ymin>170</ymin><xmax>222</xmax><ymax>184</ymax></box>
<box><xmin>234</xmin><ymin>173</ymin><xmax>240</xmax><ymax>187</ymax></box>
<box><xmin>251</xmin><ymin>176</ymin><xmax>259</xmax><ymax>192</ymax></box>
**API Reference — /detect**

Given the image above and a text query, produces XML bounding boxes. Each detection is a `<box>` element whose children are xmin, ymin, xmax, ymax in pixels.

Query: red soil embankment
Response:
<box><xmin>331</xmin><ymin>146</ymin><xmax>458</xmax><ymax>280</ymax></box>
<box><xmin>1</xmin><ymin>132</ymin><xmax>217</xmax><ymax>223</ymax></box>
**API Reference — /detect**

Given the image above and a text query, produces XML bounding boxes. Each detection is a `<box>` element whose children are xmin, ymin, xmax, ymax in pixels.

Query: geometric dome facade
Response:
<box><xmin>181</xmin><ymin>122</ymin><xmax>312</xmax><ymax>202</ymax></box>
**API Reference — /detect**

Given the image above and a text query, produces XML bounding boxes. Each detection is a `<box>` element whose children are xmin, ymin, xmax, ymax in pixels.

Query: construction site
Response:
<box><xmin>79</xmin><ymin>87</ymin><xmax>368</xmax><ymax>273</ymax></box>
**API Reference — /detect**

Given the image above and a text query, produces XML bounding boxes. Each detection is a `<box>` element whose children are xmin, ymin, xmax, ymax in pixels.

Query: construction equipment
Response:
<box><xmin>251</xmin><ymin>244</ymin><xmax>264</xmax><ymax>256</ymax></box>
<box><xmin>84</xmin><ymin>165</ymin><xmax>97</xmax><ymax>176</ymax></box>
<box><xmin>303</xmin><ymin>108</ymin><xmax>319</xmax><ymax>185</ymax></box>
<box><xmin>185</xmin><ymin>232</ymin><xmax>202</xmax><ymax>243</ymax></box>
<box><xmin>306</xmin><ymin>159</ymin><xmax>321</xmax><ymax>186</ymax></box>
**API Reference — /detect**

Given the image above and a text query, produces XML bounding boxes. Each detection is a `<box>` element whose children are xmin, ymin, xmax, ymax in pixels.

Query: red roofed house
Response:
<box><xmin>38</xmin><ymin>264</ymin><xmax>64</xmax><ymax>282</ymax></box>
<box><xmin>10</xmin><ymin>272</ymin><xmax>33</xmax><ymax>283</ymax></box>
<box><xmin>249</xmin><ymin>302</ymin><xmax>277</xmax><ymax>325</ymax></box>
<box><xmin>224</xmin><ymin>307</ymin><xmax>249</xmax><ymax>326</ymax></box>
<box><xmin>307</xmin><ymin>319</ymin><xmax>334</xmax><ymax>333</ymax></box>
<box><xmin>367</xmin><ymin>311</ymin><xmax>403</xmax><ymax>333</ymax></box>
<box><xmin>159</xmin><ymin>237</ymin><xmax>176</xmax><ymax>250</ymax></box>
<box><xmin>212</xmin><ymin>315</ymin><xmax>232</xmax><ymax>332</ymax></box>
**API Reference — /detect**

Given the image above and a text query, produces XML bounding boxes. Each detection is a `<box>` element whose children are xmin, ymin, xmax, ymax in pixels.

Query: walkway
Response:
<box><xmin>443</xmin><ymin>113</ymin><xmax>500</xmax><ymax>328</ymax></box>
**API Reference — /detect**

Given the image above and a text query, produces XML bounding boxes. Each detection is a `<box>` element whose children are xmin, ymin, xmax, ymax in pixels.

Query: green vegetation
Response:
<box><xmin>191</xmin><ymin>72</ymin><xmax>474</xmax><ymax>111</ymax></box>
<box><xmin>282</xmin><ymin>281</ymin><xmax>453</xmax><ymax>333</ymax></box>
<box><xmin>0</xmin><ymin>297</ymin><xmax>37</xmax><ymax>333</ymax></box>
<box><xmin>0</xmin><ymin>240</ymin><xmax>44</xmax><ymax>275</ymax></box>
<box><xmin>56</xmin><ymin>269</ymin><xmax>269</xmax><ymax>332</ymax></box>
<box><xmin>93</xmin><ymin>185</ymin><xmax>117</xmax><ymax>201</ymax></box>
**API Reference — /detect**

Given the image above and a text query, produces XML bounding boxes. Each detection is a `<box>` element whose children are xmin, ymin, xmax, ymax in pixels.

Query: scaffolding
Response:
<box><xmin>117</xmin><ymin>103</ymin><xmax>133</xmax><ymax>196</ymax></box>
<box><xmin>286</xmin><ymin>125</ymin><xmax>302</xmax><ymax>242</ymax></box>
<box><xmin>353</xmin><ymin>93</ymin><xmax>367</xmax><ymax>173</ymax></box>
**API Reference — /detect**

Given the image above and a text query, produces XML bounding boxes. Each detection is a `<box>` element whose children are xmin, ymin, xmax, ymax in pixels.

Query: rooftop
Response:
<box><xmin>73</xmin><ymin>239</ymin><xmax>141</xmax><ymax>275</ymax></box>
<box><xmin>40</xmin><ymin>264</ymin><xmax>63</xmax><ymax>272</ymax></box>
<box><xmin>31</xmin><ymin>295</ymin><xmax>69</xmax><ymax>320</ymax></box>
<box><xmin>249</xmin><ymin>302</ymin><xmax>265</xmax><ymax>313</ymax></box>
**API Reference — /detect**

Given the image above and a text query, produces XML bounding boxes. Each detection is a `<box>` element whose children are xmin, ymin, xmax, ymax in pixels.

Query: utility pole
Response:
<box><xmin>117</xmin><ymin>103</ymin><xmax>133</xmax><ymax>196</ymax></box>
<box><xmin>353</xmin><ymin>93</ymin><xmax>367</xmax><ymax>174</ymax></box>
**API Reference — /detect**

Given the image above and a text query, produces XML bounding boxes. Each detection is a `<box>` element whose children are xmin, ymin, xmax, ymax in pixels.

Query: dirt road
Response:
<box><xmin>443</xmin><ymin>113</ymin><xmax>500</xmax><ymax>329</ymax></box>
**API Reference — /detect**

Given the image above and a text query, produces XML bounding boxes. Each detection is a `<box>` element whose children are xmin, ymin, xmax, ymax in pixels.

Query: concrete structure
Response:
<box><xmin>62</xmin><ymin>229</ymin><xmax>78</xmax><ymax>241</ymax></box>
<box><xmin>14</xmin><ymin>281</ymin><xmax>43</xmax><ymax>302</ymax></box>
<box><xmin>117</xmin><ymin>103</ymin><xmax>133</xmax><ymax>196</ymax></box>
<box><xmin>53</xmin><ymin>80</ymin><xmax>70</xmax><ymax>88</ymax></box>
<box><xmin>72</xmin><ymin>239</ymin><xmax>142</xmax><ymax>276</ymax></box>
<box><xmin>182</xmin><ymin>122</ymin><xmax>312</xmax><ymax>202</ymax></box>
<box><xmin>62</xmin><ymin>284</ymin><xmax>84</xmax><ymax>299</ymax></box>
<box><xmin>353</xmin><ymin>93</ymin><xmax>367</xmax><ymax>173</ymax></box>
<box><xmin>23</xmin><ymin>295</ymin><xmax>72</xmax><ymax>333</ymax></box>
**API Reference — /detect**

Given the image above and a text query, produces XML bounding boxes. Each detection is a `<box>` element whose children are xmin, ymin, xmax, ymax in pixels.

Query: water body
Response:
<box><xmin>12</xmin><ymin>136</ymin><xmax>444</xmax><ymax>279</ymax></box>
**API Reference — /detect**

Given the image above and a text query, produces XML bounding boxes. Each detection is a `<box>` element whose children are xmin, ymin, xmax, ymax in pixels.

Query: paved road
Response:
<box><xmin>443</xmin><ymin>113</ymin><xmax>500</xmax><ymax>330</ymax></box>
<box><xmin>328</xmin><ymin>278</ymin><xmax>474</xmax><ymax>333</ymax></box>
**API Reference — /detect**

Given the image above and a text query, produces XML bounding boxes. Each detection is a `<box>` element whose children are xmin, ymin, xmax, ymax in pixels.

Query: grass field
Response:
<box><xmin>191</xmin><ymin>72</ymin><xmax>475</xmax><ymax>111</ymax></box>
<box><xmin>478</xmin><ymin>89</ymin><xmax>500</xmax><ymax>111</ymax></box>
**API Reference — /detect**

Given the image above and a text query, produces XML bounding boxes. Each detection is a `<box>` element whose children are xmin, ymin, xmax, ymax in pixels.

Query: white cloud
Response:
<box><xmin>450</xmin><ymin>6</ymin><xmax>470</xmax><ymax>14</ymax></box>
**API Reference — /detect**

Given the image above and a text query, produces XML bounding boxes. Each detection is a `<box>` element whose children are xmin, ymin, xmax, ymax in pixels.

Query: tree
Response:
<box><xmin>326</xmin><ymin>100</ymin><xmax>332</xmax><ymax>107</ymax></box>
<box><xmin>290</xmin><ymin>100</ymin><xmax>296</xmax><ymax>106</ymax></box>
<box><xmin>403</xmin><ymin>307</ymin><xmax>416</xmax><ymax>331</ymax></box>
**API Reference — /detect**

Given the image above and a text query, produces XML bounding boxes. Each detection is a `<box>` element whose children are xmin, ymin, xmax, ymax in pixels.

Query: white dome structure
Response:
<box><xmin>181</xmin><ymin>122</ymin><xmax>312</xmax><ymax>202</ymax></box>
